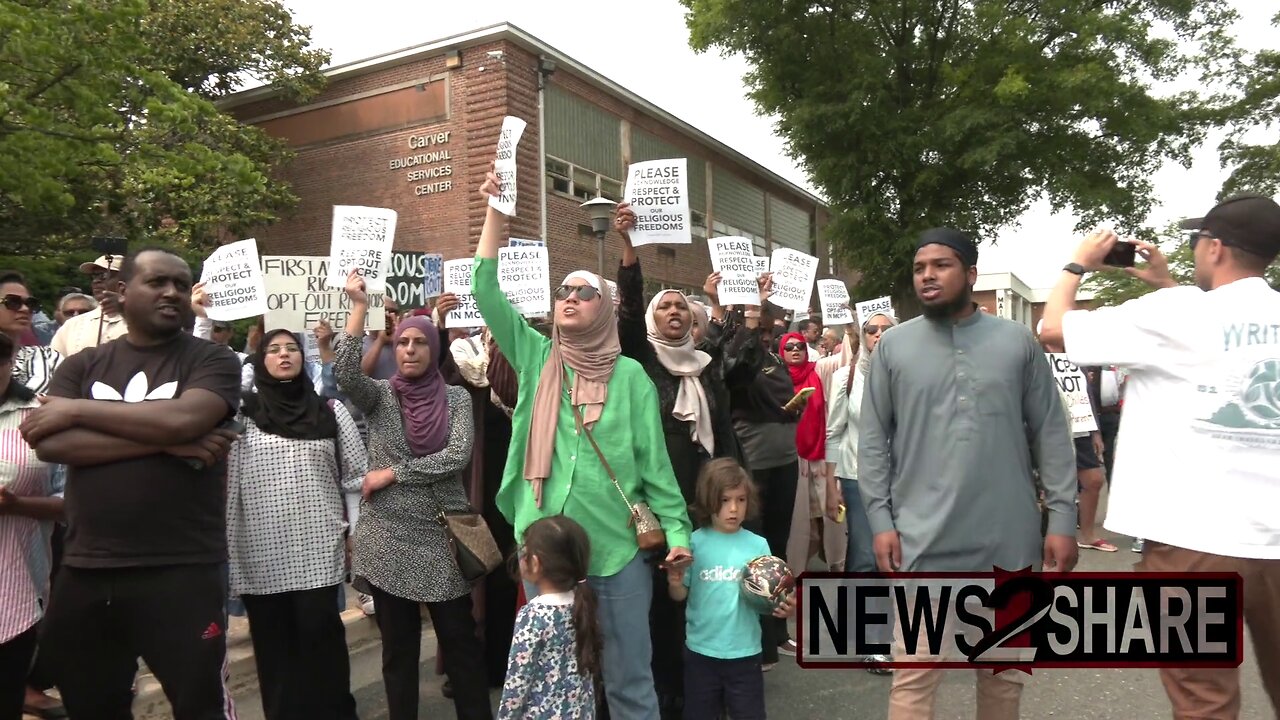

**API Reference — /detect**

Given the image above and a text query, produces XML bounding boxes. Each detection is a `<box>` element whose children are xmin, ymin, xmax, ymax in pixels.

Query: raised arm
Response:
<box><xmin>333</xmin><ymin>272</ymin><xmax>385</xmax><ymax>414</ymax></box>
<box><xmin>473</xmin><ymin>168</ymin><xmax>547</xmax><ymax>370</ymax></box>
<box><xmin>615</xmin><ymin>256</ymin><xmax>654</xmax><ymax>365</ymax></box>
<box><xmin>390</xmin><ymin>388</ymin><xmax>475</xmax><ymax>485</ymax></box>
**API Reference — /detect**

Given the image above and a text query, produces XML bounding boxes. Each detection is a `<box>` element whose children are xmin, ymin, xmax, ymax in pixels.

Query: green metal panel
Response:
<box><xmin>630</xmin><ymin>129</ymin><xmax>706</xmax><ymax>211</ymax></box>
<box><xmin>545</xmin><ymin>85</ymin><xmax>623</xmax><ymax>179</ymax></box>
<box><xmin>712</xmin><ymin>166</ymin><xmax>765</xmax><ymax>237</ymax></box>
<box><xmin>769</xmin><ymin>195</ymin><xmax>812</xmax><ymax>252</ymax></box>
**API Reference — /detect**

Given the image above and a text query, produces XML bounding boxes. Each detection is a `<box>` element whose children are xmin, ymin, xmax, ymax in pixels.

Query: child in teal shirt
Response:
<box><xmin>666</xmin><ymin>459</ymin><xmax>796</xmax><ymax>720</ymax></box>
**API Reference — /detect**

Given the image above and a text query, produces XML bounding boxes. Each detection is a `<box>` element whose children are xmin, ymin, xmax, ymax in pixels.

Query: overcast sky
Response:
<box><xmin>285</xmin><ymin>0</ymin><xmax>1276</xmax><ymax>289</ymax></box>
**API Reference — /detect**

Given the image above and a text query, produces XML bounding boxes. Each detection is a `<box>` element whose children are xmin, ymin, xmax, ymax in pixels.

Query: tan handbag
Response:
<box><xmin>437</xmin><ymin>508</ymin><xmax>503</xmax><ymax>583</ymax></box>
<box><xmin>572</xmin><ymin>400</ymin><xmax>667</xmax><ymax>552</ymax></box>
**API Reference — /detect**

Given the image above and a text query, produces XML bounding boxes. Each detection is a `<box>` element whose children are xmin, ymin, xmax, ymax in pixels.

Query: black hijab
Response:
<box><xmin>242</xmin><ymin>329</ymin><xmax>337</xmax><ymax>440</ymax></box>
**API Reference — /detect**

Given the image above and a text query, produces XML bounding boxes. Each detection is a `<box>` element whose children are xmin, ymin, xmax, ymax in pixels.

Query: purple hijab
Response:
<box><xmin>388</xmin><ymin>316</ymin><xmax>449</xmax><ymax>456</ymax></box>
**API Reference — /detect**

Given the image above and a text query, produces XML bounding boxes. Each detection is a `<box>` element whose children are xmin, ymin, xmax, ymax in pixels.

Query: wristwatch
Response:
<box><xmin>1062</xmin><ymin>262</ymin><xmax>1086</xmax><ymax>276</ymax></box>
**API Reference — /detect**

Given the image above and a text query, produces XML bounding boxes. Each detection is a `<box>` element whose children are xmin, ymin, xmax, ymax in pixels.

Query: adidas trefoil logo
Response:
<box><xmin>90</xmin><ymin>372</ymin><xmax>178</xmax><ymax>403</ymax></box>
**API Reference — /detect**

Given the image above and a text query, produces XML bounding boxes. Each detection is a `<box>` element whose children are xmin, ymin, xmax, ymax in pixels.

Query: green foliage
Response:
<box><xmin>681</xmin><ymin>0</ymin><xmax>1245</xmax><ymax>303</ymax></box>
<box><xmin>0</xmin><ymin>0</ymin><xmax>328</xmax><ymax>258</ymax></box>
<box><xmin>1218</xmin><ymin>11</ymin><xmax>1280</xmax><ymax>199</ymax></box>
<box><xmin>0</xmin><ymin>240</ymin><xmax>206</xmax><ymax>312</ymax></box>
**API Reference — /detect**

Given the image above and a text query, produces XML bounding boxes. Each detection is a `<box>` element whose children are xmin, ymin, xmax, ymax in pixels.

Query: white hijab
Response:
<box><xmin>645</xmin><ymin>290</ymin><xmax>714</xmax><ymax>456</ymax></box>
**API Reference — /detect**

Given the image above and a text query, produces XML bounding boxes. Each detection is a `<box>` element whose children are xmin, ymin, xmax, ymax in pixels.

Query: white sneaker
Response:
<box><xmin>358</xmin><ymin>593</ymin><xmax>376</xmax><ymax>616</ymax></box>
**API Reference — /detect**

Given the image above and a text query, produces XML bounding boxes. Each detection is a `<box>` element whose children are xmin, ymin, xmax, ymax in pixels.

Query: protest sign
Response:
<box><xmin>768</xmin><ymin>248</ymin><xmax>819</xmax><ymax>312</ymax></box>
<box><xmin>508</xmin><ymin>238</ymin><xmax>546</xmax><ymax>247</ymax></box>
<box><xmin>489</xmin><ymin>116</ymin><xmax>528</xmax><ymax>216</ymax></box>
<box><xmin>855</xmin><ymin>296</ymin><xmax>895</xmax><ymax>325</ymax></box>
<box><xmin>200</xmin><ymin>239</ymin><xmax>267</xmax><ymax>321</ymax></box>
<box><xmin>301</xmin><ymin>330</ymin><xmax>321</xmax><ymax>367</ymax></box>
<box><xmin>498</xmin><ymin>246</ymin><xmax>550</xmax><ymax>317</ymax></box>
<box><xmin>754</xmin><ymin>255</ymin><xmax>770</xmax><ymax>276</ymax></box>
<box><xmin>384</xmin><ymin>251</ymin><xmax>427</xmax><ymax>309</ymax></box>
<box><xmin>817</xmin><ymin>280</ymin><xmax>853</xmax><ymax>325</ymax></box>
<box><xmin>263</xmin><ymin>256</ymin><xmax>382</xmax><ymax>333</ymax></box>
<box><xmin>326</xmin><ymin>206</ymin><xmax>397</xmax><ymax>293</ymax></box>
<box><xmin>423</xmin><ymin>253</ymin><xmax>444</xmax><ymax>299</ymax></box>
<box><xmin>444</xmin><ymin>259</ymin><xmax>485</xmax><ymax>328</ymax></box>
<box><xmin>604</xmin><ymin>279</ymin><xmax>620</xmax><ymax>307</ymax></box>
<box><xmin>623</xmin><ymin>158</ymin><xmax>691</xmax><ymax>246</ymax></box>
<box><xmin>708</xmin><ymin>236</ymin><xmax>760</xmax><ymax>307</ymax></box>
<box><xmin>1046</xmin><ymin>354</ymin><xmax>1099</xmax><ymax>434</ymax></box>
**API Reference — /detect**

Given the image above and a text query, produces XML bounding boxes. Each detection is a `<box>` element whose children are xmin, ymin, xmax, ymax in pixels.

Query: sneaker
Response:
<box><xmin>864</xmin><ymin>654</ymin><xmax>893</xmax><ymax>675</ymax></box>
<box><xmin>762</xmin><ymin>662</ymin><xmax>777</xmax><ymax>673</ymax></box>
<box><xmin>777</xmin><ymin>639</ymin><xmax>798</xmax><ymax>656</ymax></box>
<box><xmin>1131</xmin><ymin>538</ymin><xmax>1145</xmax><ymax>554</ymax></box>
<box><xmin>358</xmin><ymin>592</ymin><xmax>376</xmax><ymax>616</ymax></box>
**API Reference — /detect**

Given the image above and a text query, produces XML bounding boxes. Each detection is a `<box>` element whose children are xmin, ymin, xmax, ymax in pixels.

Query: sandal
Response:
<box><xmin>1077</xmin><ymin>539</ymin><xmax>1118</xmax><ymax>552</ymax></box>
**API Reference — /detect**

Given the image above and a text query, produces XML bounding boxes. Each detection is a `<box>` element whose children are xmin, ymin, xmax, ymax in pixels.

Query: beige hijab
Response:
<box><xmin>524</xmin><ymin>271</ymin><xmax>621</xmax><ymax>493</ymax></box>
<box><xmin>646</xmin><ymin>290</ymin><xmax>714</xmax><ymax>456</ymax></box>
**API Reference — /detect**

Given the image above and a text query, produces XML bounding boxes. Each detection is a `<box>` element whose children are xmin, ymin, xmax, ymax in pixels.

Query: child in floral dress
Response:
<box><xmin>499</xmin><ymin>516</ymin><xmax>601</xmax><ymax>719</ymax></box>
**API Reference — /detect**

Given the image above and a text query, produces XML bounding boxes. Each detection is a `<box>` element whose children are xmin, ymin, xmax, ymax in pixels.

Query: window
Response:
<box><xmin>546</xmin><ymin>158</ymin><xmax>571</xmax><ymax>195</ymax></box>
<box><xmin>572</xmin><ymin>167</ymin><xmax>597</xmax><ymax>201</ymax></box>
<box><xmin>691</xmin><ymin>210</ymin><xmax>707</xmax><ymax>239</ymax></box>
<box><xmin>547</xmin><ymin>154</ymin><xmax>624</xmax><ymax>203</ymax></box>
<box><xmin>599</xmin><ymin>177</ymin><xmax>623</xmax><ymax>202</ymax></box>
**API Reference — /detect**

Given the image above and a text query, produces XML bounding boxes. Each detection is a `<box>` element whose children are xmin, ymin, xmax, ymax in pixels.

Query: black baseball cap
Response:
<box><xmin>1179</xmin><ymin>194</ymin><xmax>1280</xmax><ymax>260</ymax></box>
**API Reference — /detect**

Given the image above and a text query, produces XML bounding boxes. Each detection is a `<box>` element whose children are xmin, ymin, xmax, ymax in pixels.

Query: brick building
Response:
<box><xmin>221</xmin><ymin>23</ymin><xmax>834</xmax><ymax>299</ymax></box>
<box><xmin>974</xmin><ymin>271</ymin><xmax>1098</xmax><ymax>330</ymax></box>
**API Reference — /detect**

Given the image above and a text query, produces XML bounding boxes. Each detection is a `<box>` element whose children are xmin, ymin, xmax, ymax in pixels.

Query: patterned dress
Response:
<box><xmin>334</xmin><ymin>332</ymin><xmax>475</xmax><ymax>604</ymax></box>
<box><xmin>499</xmin><ymin>591</ymin><xmax>595</xmax><ymax>719</ymax></box>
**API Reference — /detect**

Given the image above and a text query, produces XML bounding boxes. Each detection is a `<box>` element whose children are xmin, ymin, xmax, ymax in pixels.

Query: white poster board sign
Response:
<box><xmin>488</xmin><ymin>116</ymin><xmax>527</xmax><ymax>216</ymax></box>
<box><xmin>817</xmin><ymin>280</ymin><xmax>853</xmax><ymax>325</ymax></box>
<box><xmin>604</xmin><ymin>279</ymin><xmax>619</xmax><ymax>307</ymax></box>
<box><xmin>708</xmin><ymin>236</ymin><xmax>760</xmax><ymax>307</ymax></box>
<box><xmin>444</xmin><ymin>259</ymin><xmax>485</xmax><ymax>328</ymax></box>
<box><xmin>768</xmin><ymin>248</ymin><xmax>819</xmax><ymax>312</ymax></box>
<box><xmin>325</xmin><ymin>206</ymin><xmax>397</xmax><ymax>292</ymax></box>
<box><xmin>263</xmin><ymin>256</ymin><xmax>382</xmax><ymax>333</ymax></box>
<box><xmin>753</xmin><ymin>255</ymin><xmax>770</xmax><ymax>276</ymax></box>
<box><xmin>623</xmin><ymin>158</ymin><xmax>690</xmax><ymax>246</ymax></box>
<box><xmin>1046</xmin><ymin>353</ymin><xmax>1099</xmax><ymax>435</ymax></box>
<box><xmin>498</xmin><ymin>246</ymin><xmax>550</xmax><ymax>317</ymax></box>
<box><xmin>855</xmin><ymin>296</ymin><xmax>895</xmax><ymax>326</ymax></box>
<box><xmin>200</xmin><ymin>239</ymin><xmax>267</xmax><ymax>321</ymax></box>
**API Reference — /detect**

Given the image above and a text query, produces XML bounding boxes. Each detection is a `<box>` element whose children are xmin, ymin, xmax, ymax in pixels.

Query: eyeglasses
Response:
<box><xmin>864</xmin><ymin>324</ymin><xmax>892</xmax><ymax>336</ymax></box>
<box><xmin>783</xmin><ymin>341</ymin><xmax>806</xmax><ymax>351</ymax></box>
<box><xmin>1</xmin><ymin>295</ymin><xmax>39</xmax><ymax>312</ymax></box>
<box><xmin>264</xmin><ymin>343</ymin><xmax>301</xmax><ymax>355</ymax></box>
<box><xmin>554</xmin><ymin>285</ymin><xmax>600</xmax><ymax>302</ymax></box>
<box><xmin>62</xmin><ymin>307</ymin><xmax>91</xmax><ymax>318</ymax></box>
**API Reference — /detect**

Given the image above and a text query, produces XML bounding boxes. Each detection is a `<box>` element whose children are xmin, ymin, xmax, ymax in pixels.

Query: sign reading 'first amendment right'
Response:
<box><xmin>263</xmin><ymin>256</ymin><xmax>382</xmax><ymax>333</ymax></box>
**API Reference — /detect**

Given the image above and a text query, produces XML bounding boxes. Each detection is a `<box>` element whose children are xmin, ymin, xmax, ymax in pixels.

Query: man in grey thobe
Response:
<box><xmin>858</xmin><ymin>227</ymin><xmax>1077</xmax><ymax>720</ymax></box>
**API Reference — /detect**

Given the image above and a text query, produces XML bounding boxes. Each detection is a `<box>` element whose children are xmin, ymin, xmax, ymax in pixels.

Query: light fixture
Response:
<box><xmin>445</xmin><ymin>49</ymin><xmax>461</xmax><ymax>69</ymax></box>
<box><xmin>580</xmin><ymin>196</ymin><xmax>618</xmax><ymax>275</ymax></box>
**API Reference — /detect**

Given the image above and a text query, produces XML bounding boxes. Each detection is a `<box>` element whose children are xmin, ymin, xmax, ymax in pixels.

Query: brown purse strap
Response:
<box><xmin>566</xmin><ymin>369</ymin><xmax>638</xmax><ymax>513</ymax></box>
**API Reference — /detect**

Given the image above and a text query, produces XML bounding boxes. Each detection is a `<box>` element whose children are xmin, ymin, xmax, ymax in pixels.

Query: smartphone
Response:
<box><xmin>90</xmin><ymin>236</ymin><xmax>128</xmax><ymax>256</ymax></box>
<box><xmin>1102</xmin><ymin>241</ymin><xmax>1136</xmax><ymax>268</ymax></box>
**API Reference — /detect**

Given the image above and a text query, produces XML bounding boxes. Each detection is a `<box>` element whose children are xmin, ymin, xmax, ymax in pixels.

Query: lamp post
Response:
<box><xmin>580</xmin><ymin>196</ymin><xmax>618</xmax><ymax>276</ymax></box>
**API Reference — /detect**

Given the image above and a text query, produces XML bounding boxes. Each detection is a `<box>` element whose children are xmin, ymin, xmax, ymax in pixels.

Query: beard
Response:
<box><xmin>920</xmin><ymin>287</ymin><xmax>973</xmax><ymax>320</ymax></box>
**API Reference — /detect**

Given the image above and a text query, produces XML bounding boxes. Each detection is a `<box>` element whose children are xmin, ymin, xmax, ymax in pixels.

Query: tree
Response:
<box><xmin>681</xmin><ymin>0</ymin><xmax>1245</xmax><ymax>304</ymax></box>
<box><xmin>1218</xmin><ymin>11</ymin><xmax>1280</xmax><ymax>198</ymax></box>
<box><xmin>1084</xmin><ymin>225</ymin><xmax>1280</xmax><ymax>306</ymax></box>
<box><xmin>0</xmin><ymin>0</ymin><xmax>328</xmax><ymax>256</ymax></box>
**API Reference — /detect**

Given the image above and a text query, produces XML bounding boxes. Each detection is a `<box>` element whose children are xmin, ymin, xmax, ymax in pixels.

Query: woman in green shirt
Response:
<box><xmin>473</xmin><ymin>167</ymin><xmax>692</xmax><ymax>719</ymax></box>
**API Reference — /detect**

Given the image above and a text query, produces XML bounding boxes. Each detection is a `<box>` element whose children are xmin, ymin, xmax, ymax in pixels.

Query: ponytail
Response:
<box><xmin>571</xmin><ymin>581</ymin><xmax>603</xmax><ymax>679</ymax></box>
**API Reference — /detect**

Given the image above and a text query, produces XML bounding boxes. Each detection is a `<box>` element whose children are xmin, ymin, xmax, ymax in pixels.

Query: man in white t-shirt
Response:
<box><xmin>1039</xmin><ymin>194</ymin><xmax>1280</xmax><ymax>719</ymax></box>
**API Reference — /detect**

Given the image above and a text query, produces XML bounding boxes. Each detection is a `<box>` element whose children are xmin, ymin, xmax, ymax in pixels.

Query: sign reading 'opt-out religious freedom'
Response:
<box><xmin>1046</xmin><ymin>353</ymin><xmax>1100</xmax><ymax>434</ymax></box>
<box><xmin>498</xmin><ymin>246</ymin><xmax>550</xmax><ymax>317</ymax></box>
<box><xmin>489</xmin><ymin>116</ymin><xmax>527</xmax><ymax>216</ymax></box>
<box><xmin>624</xmin><ymin>158</ymin><xmax>691</xmax><ymax>246</ymax></box>
<box><xmin>263</xmin><ymin>256</ymin><xmax>383</xmax><ymax>333</ymax></box>
<box><xmin>200</xmin><ymin>239</ymin><xmax>267</xmax><ymax>321</ymax></box>
<box><xmin>855</xmin><ymin>296</ymin><xmax>895</xmax><ymax>326</ymax></box>
<box><xmin>817</xmin><ymin>280</ymin><xmax>853</xmax><ymax>325</ymax></box>
<box><xmin>444</xmin><ymin>259</ymin><xmax>485</xmax><ymax>329</ymax></box>
<box><xmin>326</xmin><ymin>206</ymin><xmax>398</xmax><ymax>293</ymax></box>
<box><xmin>708</xmin><ymin>237</ymin><xmax>761</xmax><ymax>307</ymax></box>
<box><xmin>768</xmin><ymin>248</ymin><xmax>819</xmax><ymax>312</ymax></box>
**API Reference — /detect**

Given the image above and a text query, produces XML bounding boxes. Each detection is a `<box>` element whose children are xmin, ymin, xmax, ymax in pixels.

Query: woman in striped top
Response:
<box><xmin>0</xmin><ymin>272</ymin><xmax>61</xmax><ymax>395</ymax></box>
<box><xmin>0</xmin><ymin>333</ymin><xmax>62</xmax><ymax>718</ymax></box>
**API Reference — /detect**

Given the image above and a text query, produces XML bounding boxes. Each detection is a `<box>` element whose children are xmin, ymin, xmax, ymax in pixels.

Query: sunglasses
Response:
<box><xmin>62</xmin><ymin>307</ymin><xmax>91</xmax><ymax>318</ymax></box>
<box><xmin>264</xmin><ymin>343</ymin><xmax>301</xmax><ymax>355</ymax></box>
<box><xmin>864</xmin><ymin>324</ymin><xmax>892</xmax><ymax>336</ymax></box>
<box><xmin>783</xmin><ymin>341</ymin><xmax>806</xmax><ymax>351</ymax></box>
<box><xmin>1</xmin><ymin>295</ymin><xmax>39</xmax><ymax>312</ymax></box>
<box><xmin>554</xmin><ymin>285</ymin><xmax>600</xmax><ymax>302</ymax></box>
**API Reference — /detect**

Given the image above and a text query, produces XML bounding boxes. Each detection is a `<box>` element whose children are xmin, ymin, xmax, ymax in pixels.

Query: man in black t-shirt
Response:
<box><xmin>21</xmin><ymin>248</ymin><xmax>242</xmax><ymax>720</ymax></box>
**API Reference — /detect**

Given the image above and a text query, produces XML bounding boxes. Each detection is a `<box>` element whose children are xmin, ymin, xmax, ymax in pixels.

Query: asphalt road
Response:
<box><xmin>225</xmin><ymin>530</ymin><xmax>1270</xmax><ymax>720</ymax></box>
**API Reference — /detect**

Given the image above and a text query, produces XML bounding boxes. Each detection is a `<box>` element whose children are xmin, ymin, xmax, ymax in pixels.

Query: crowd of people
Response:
<box><xmin>0</xmin><ymin>168</ymin><xmax>1277</xmax><ymax>720</ymax></box>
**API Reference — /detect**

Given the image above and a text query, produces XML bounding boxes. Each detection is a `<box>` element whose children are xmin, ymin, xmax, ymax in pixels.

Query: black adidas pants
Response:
<box><xmin>41</xmin><ymin>563</ymin><xmax>235</xmax><ymax>720</ymax></box>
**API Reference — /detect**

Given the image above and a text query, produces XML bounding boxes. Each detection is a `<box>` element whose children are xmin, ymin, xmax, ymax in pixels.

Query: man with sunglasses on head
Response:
<box><xmin>50</xmin><ymin>256</ymin><xmax>128</xmax><ymax>358</ymax></box>
<box><xmin>1040</xmin><ymin>194</ymin><xmax>1280</xmax><ymax>719</ymax></box>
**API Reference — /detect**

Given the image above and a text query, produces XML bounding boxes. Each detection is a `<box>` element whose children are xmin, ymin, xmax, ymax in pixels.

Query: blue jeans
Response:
<box><xmin>840</xmin><ymin>478</ymin><xmax>891</xmax><ymax>648</ymax></box>
<box><xmin>525</xmin><ymin>551</ymin><xmax>658</xmax><ymax>720</ymax></box>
